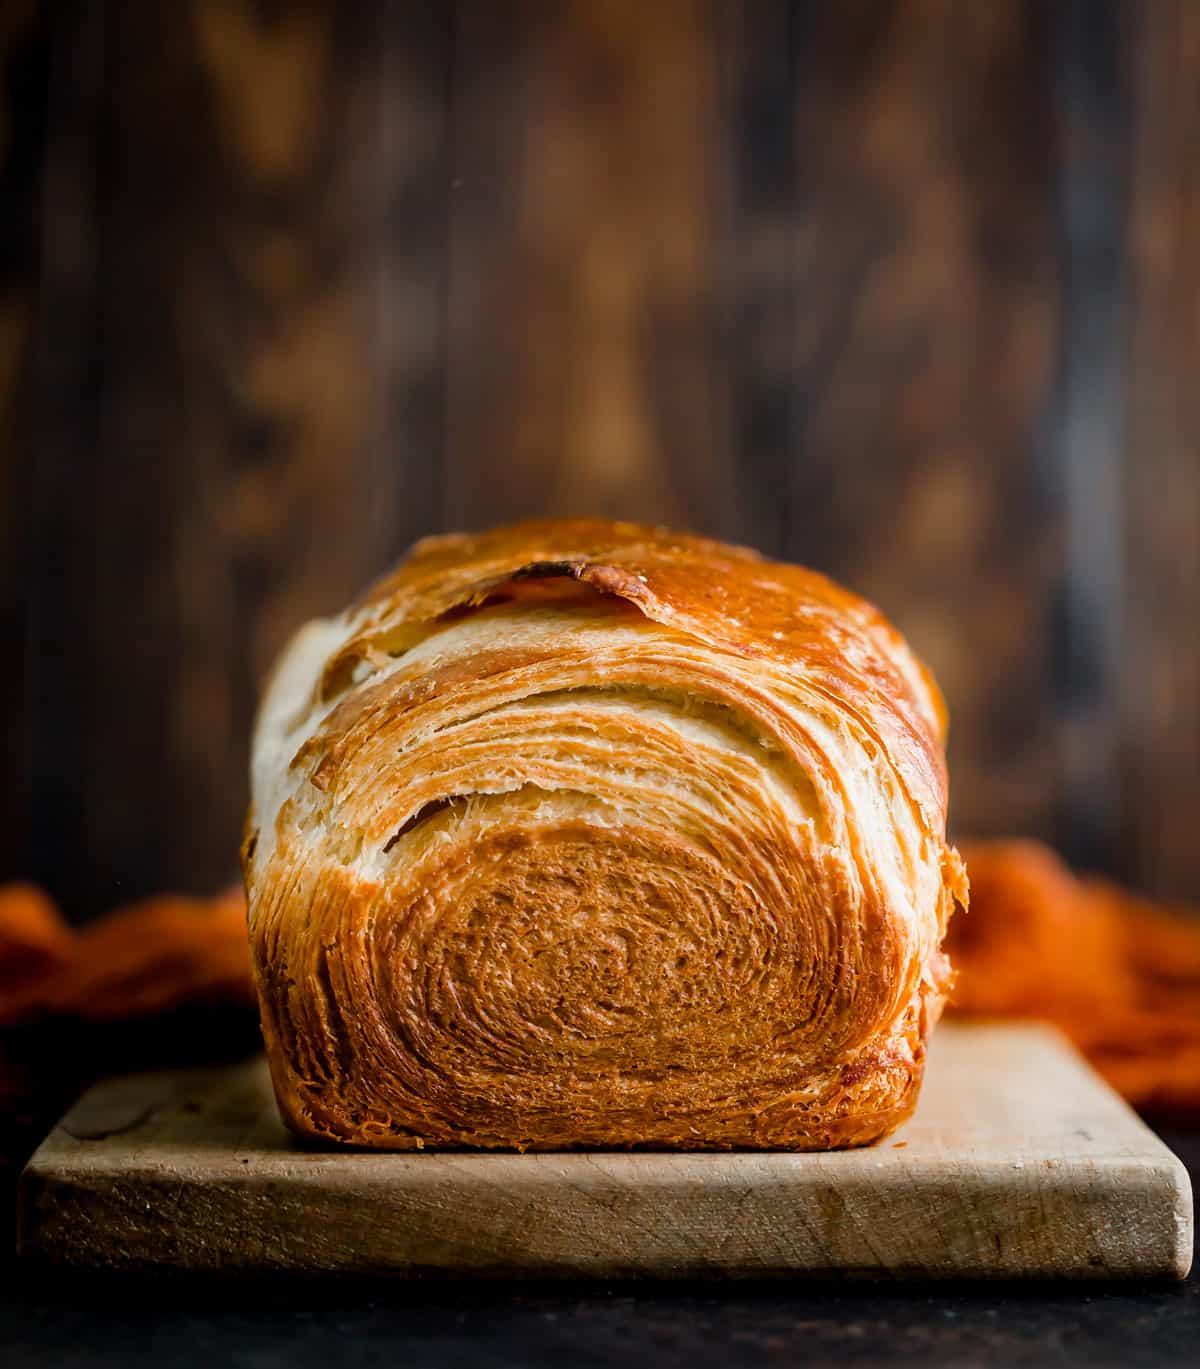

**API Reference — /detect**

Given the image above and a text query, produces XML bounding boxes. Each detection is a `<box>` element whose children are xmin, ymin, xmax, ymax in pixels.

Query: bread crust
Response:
<box><xmin>244</xmin><ymin>519</ymin><xmax>966</xmax><ymax>1150</ymax></box>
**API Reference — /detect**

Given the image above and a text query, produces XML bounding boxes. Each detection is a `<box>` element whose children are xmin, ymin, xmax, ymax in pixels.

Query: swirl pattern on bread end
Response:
<box><xmin>244</xmin><ymin>520</ymin><xmax>966</xmax><ymax>1150</ymax></box>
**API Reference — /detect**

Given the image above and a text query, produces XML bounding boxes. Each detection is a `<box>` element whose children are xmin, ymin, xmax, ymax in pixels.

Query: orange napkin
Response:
<box><xmin>948</xmin><ymin>841</ymin><xmax>1200</xmax><ymax>1120</ymax></box>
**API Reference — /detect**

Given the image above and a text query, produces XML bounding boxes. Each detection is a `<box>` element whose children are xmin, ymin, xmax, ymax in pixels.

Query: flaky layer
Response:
<box><xmin>245</xmin><ymin>520</ymin><xmax>966</xmax><ymax>1150</ymax></box>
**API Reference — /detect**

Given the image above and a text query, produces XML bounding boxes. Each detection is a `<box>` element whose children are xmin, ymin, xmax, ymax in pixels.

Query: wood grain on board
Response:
<box><xmin>17</xmin><ymin>1025</ymin><xmax>1194</xmax><ymax>1279</ymax></box>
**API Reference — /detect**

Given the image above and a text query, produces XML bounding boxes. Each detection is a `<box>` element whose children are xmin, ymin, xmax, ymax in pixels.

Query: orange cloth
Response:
<box><xmin>0</xmin><ymin>885</ymin><xmax>74</xmax><ymax>1003</ymax></box>
<box><xmin>948</xmin><ymin>841</ymin><xmax>1200</xmax><ymax>1119</ymax></box>
<box><xmin>0</xmin><ymin>884</ymin><xmax>253</xmax><ymax>1027</ymax></box>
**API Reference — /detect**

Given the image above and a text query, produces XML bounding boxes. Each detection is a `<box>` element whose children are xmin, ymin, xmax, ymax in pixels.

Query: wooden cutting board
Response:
<box><xmin>17</xmin><ymin>1023</ymin><xmax>1193</xmax><ymax>1279</ymax></box>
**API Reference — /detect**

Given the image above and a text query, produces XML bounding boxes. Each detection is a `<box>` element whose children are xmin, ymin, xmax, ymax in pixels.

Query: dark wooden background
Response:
<box><xmin>1</xmin><ymin>0</ymin><xmax>1197</xmax><ymax>919</ymax></box>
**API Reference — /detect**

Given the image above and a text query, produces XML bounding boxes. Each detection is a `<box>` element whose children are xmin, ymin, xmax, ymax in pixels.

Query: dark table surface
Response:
<box><xmin>3</xmin><ymin>1132</ymin><xmax>1196</xmax><ymax>1369</ymax></box>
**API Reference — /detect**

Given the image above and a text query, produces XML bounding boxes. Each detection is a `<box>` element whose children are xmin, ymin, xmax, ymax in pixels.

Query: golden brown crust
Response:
<box><xmin>245</xmin><ymin>519</ymin><xmax>965</xmax><ymax>1150</ymax></box>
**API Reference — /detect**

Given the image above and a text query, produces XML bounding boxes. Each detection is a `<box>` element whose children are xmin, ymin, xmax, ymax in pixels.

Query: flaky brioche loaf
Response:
<box><xmin>244</xmin><ymin>520</ymin><xmax>965</xmax><ymax>1150</ymax></box>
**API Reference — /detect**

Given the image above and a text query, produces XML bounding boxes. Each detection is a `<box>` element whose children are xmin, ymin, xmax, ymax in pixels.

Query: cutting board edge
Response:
<box><xmin>14</xmin><ymin>1024</ymin><xmax>1196</xmax><ymax>1281</ymax></box>
<box><xmin>16</xmin><ymin>1126</ymin><xmax>1195</xmax><ymax>1280</ymax></box>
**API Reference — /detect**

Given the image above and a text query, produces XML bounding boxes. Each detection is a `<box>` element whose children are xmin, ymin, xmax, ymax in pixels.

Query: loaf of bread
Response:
<box><xmin>244</xmin><ymin>519</ymin><xmax>966</xmax><ymax>1150</ymax></box>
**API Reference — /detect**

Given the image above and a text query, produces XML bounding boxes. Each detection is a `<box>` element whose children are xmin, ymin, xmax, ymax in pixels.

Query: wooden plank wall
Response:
<box><xmin>2</xmin><ymin>0</ymin><xmax>1197</xmax><ymax>914</ymax></box>
<box><xmin>1121</xmin><ymin>1</ymin><xmax>1200</xmax><ymax>901</ymax></box>
<box><xmin>0</xmin><ymin>1</ymin><xmax>49</xmax><ymax>884</ymax></box>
